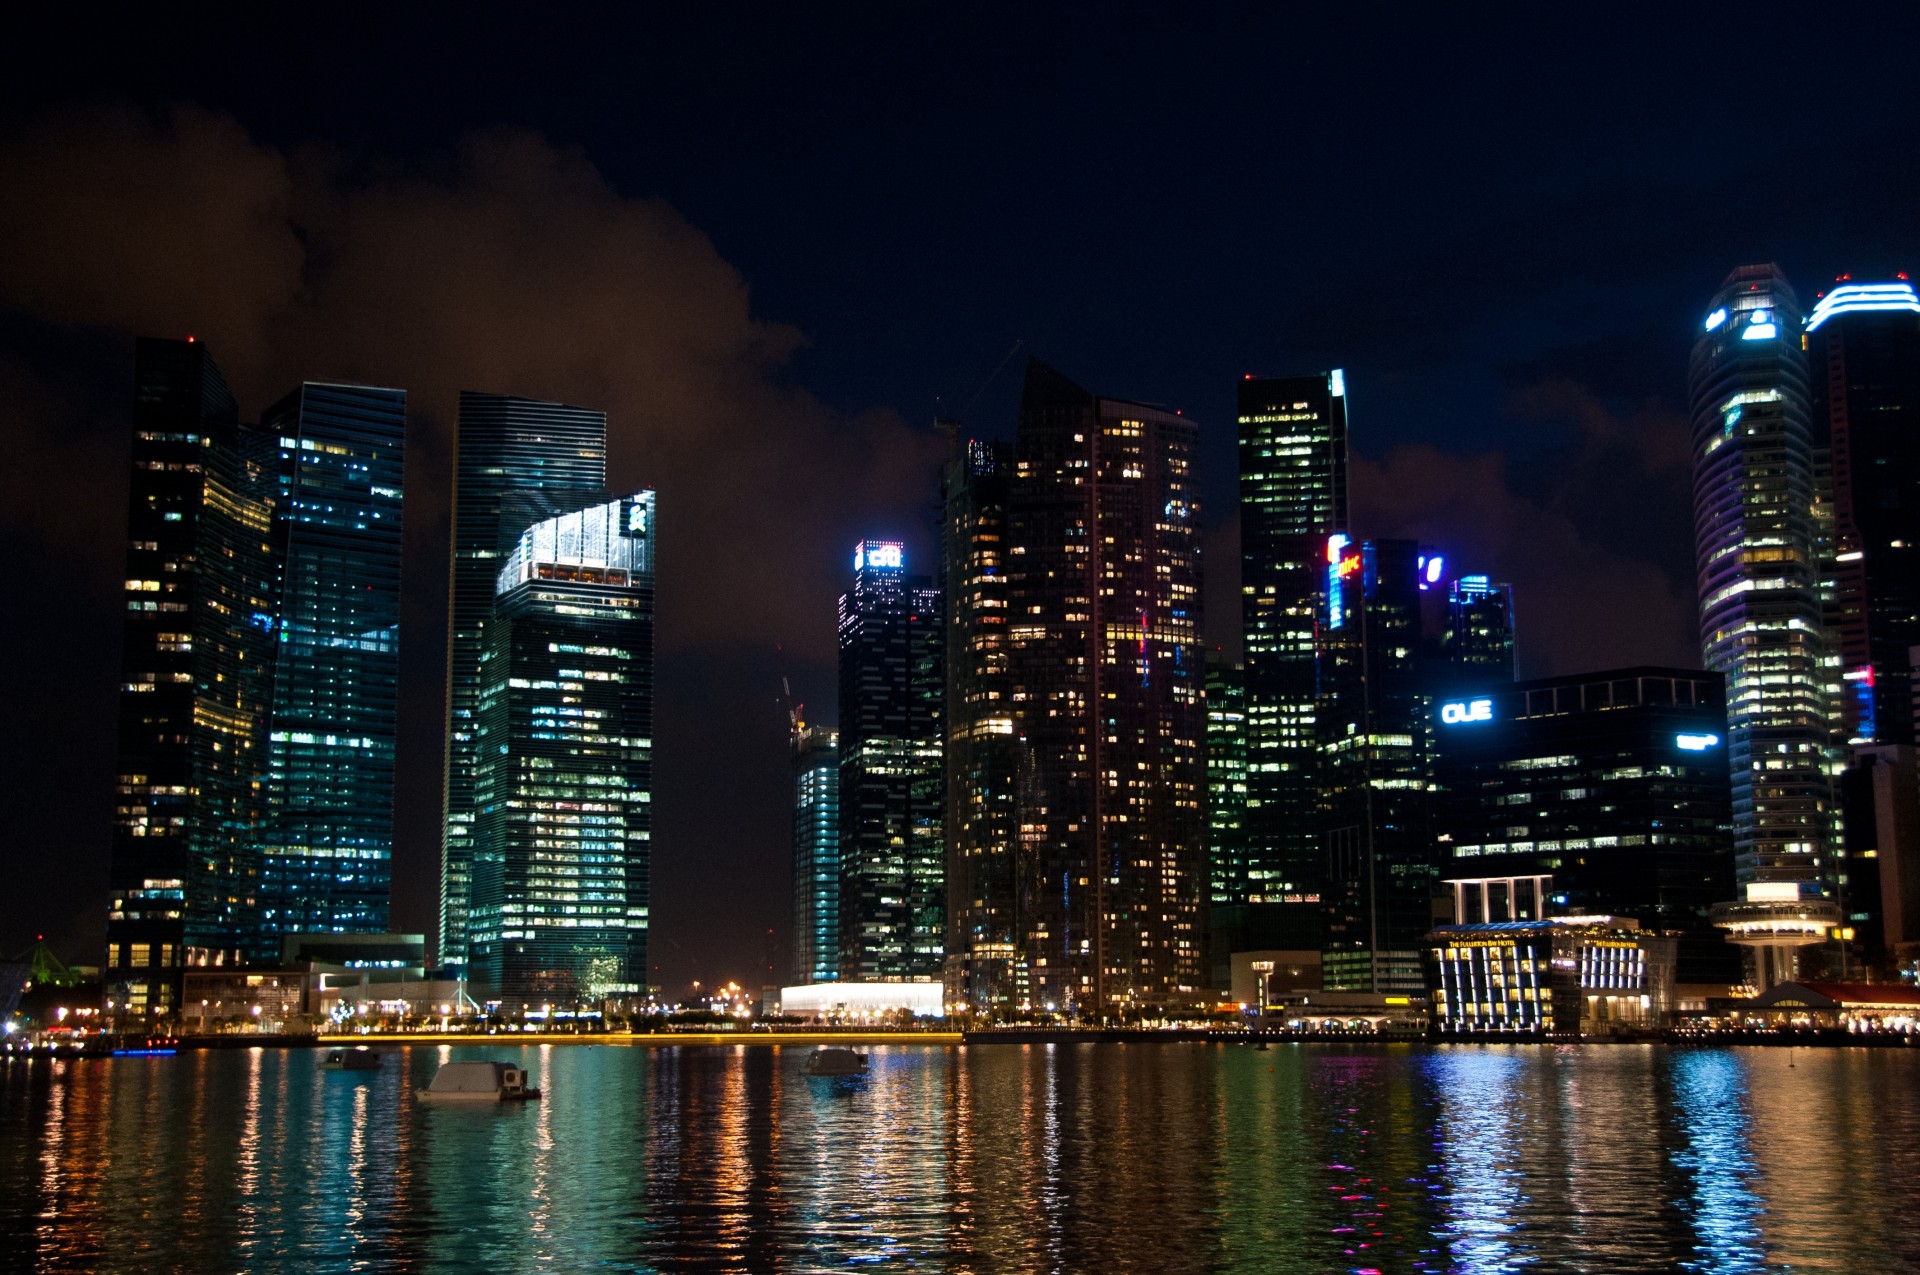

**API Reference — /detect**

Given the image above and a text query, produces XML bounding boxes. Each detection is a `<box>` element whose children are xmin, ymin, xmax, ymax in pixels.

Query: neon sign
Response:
<box><xmin>854</xmin><ymin>541</ymin><xmax>904</xmax><ymax>572</ymax></box>
<box><xmin>1336</xmin><ymin>553</ymin><xmax>1362</xmax><ymax>578</ymax></box>
<box><xmin>1439</xmin><ymin>698</ymin><xmax>1494</xmax><ymax>725</ymax></box>
<box><xmin>1675</xmin><ymin>733</ymin><xmax>1720</xmax><ymax>751</ymax></box>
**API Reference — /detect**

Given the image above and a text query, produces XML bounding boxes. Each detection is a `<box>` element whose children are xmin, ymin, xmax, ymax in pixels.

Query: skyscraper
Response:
<box><xmin>942</xmin><ymin>439</ymin><xmax>1023</xmax><ymax>1011</ymax></box>
<box><xmin>469</xmin><ymin>494</ymin><xmax>654</xmax><ymax>1003</ymax></box>
<box><xmin>1234</xmin><ymin>372</ymin><xmax>1349</xmax><ymax>957</ymax></box>
<box><xmin>838</xmin><ymin>541</ymin><xmax>944</xmax><ymax>981</ymax></box>
<box><xmin>1204</xmin><ymin>657</ymin><xmax>1249</xmax><ymax>989</ymax></box>
<box><xmin>1006</xmin><ymin>360</ymin><xmax>1207</xmax><ymax>1015</ymax></box>
<box><xmin>791</xmin><ymin>724</ymin><xmax>841</xmax><ymax>985</ymax></box>
<box><xmin>107</xmin><ymin>338</ymin><xmax>278</xmax><ymax>1017</ymax></box>
<box><xmin>257</xmin><ymin>381</ymin><xmax>407</xmax><ymax>937</ymax></box>
<box><xmin>443</xmin><ymin>392</ymin><xmax>606</xmax><ymax>972</ymax></box>
<box><xmin>1806</xmin><ymin>278</ymin><xmax>1920</xmax><ymax>745</ymax></box>
<box><xmin>1317</xmin><ymin>537</ymin><xmax>1436</xmax><ymax>993</ymax></box>
<box><xmin>1688</xmin><ymin>264</ymin><xmax>1838</xmax><ymax>891</ymax></box>
<box><xmin>1444</xmin><ymin>574</ymin><xmax>1516</xmax><ymax>685</ymax></box>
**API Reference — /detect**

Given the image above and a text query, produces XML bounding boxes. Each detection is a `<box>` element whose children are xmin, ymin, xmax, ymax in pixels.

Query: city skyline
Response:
<box><xmin>6</xmin><ymin>10</ymin><xmax>1920</xmax><ymax>990</ymax></box>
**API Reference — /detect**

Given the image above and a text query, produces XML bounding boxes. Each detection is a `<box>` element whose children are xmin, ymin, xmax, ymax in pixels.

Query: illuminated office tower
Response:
<box><xmin>1233</xmin><ymin>372</ymin><xmax>1348</xmax><ymax>958</ymax></box>
<box><xmin>791</xmin><ymin>724</ymin><xmax>841</xmax><ymax>985</ymax></box>
<box><xmin>942</xmin><ymin>440</ymin><xmax>1023</xmax><ymax>1011</ymax></box>
<box><xmin>469</xmin><ymin>494</ymin><xmax>654</xmax><ymax>1002</ymax></box>
<box><xmin>1432</xmin><ymin>667</ymin><xmax>1739</xmax><ymax>983</ymax></box>
<box><xmin>258</xmin><ymin>382</ymin><xmax>407</xmax><ymax>937</ymax></box>
<box><xmin>443</xmin><ymin>392</ymin><xmax>606</xmax><ymax>972</ymax></box>
<box><xmin>1006</xmin><ymin>360</ymin><xmax>1206</xmax><ymax>1015</ymax></box>
<box><xmin>106</xmin><ymin>338</ymin><xmax>278</xmax><ymax>1017</ymax></box>
<box><xmin>1445</xmin><ymin>574</ymin><xmax>1516</xmax><ymax>684</ymax></box>
<box><xmin>1806</xmin><ymin>278</ymin><xmax>1920</xmax><ymax>744</ymax></box>
<box><xmin>1688</xmin><ymin>264</ymin><xmax>1838</xmax><ymax>891</ymax></box>
<box><xmin>838</xmin><ymin>541</ymin><xmax>945</xmax><ymax>981</ymax></box>
<box><xmin>1204</xmin><ymin>657</ymin><xmax>1250</xmax><ymax>989</ymax></box>
<box><xmin>1317</xmin><ymin>537</ymin><xmax>1435</xmax><ymax>994</ymax></box>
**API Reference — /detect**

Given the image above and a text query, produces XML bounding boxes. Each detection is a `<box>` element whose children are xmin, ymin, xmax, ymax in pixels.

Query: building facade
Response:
<box><xmin>1807</xmin><ymin>279</ymin><xmax>1920</xmax><ymax>745</ymax></box>
<box><xmin>941</xmin><ymin>440</ymin><xmax>1023</xmax><ymax>1011</ymax></box>
<box><xmin>257</xmin><ymin>382</ymin><xmax>407</xmax><ymax>938</ymax></box>
<box><xmin>1205</xmin><ymin>657</ymin><xmax>1250</xmax><ymax>989</ymax></box>
<box><xmin>1428</xmin><ymin>916</ymin><xmax>1677</xmax><ymax>1039</ymax></box>
<box><xmin>1234</xmin><ymin>372</ymin><xmax>1349</xmax><ymax>957</ymax></box>
<box><xmin>1004</xmin><ymin>360</ymin><xmax>1207</xmax><ymax>1016</ymax></box>
<box><xmin>443</xmin><ymin>392</ymin><xmax>606</xmax><ymax>972</ymax></box>
<box><xmin>1688</xmin><ymin>264</ymin><xmax>1839</xmax><ymax>893</ymax></box>
<box><xmin>469</xmin><ymin>494</ymin><xmax>655</xmax><ymax>1004</ymax></box>
<box><xmin>1432</xmin><ymin>666</ymin><xmax>1740</xmax><ymax>983</ymax></box>
<box><xmin>1317</xmin><ymin>537</ymin><xmax>1437</xmax><ymax>994</ymax></box>
<box><xmin>837</xmin><ymin>541</ymin><xmax>945</xmax><ymax>981</ymax></box>
<box><xmin>107</xmin><ymin>338</ymin><xmax>279</xmax><ymax>1017</ymax></box>
<box><xmin>791</xmin><ymin>724</ymin><xmax>841</xmax><ymax>986</ymax></box>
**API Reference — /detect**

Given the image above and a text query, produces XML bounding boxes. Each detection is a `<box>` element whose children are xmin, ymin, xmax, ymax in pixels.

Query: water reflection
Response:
<box><xmin>3</xmin><ymin>1042</ymin><xmax>1917</xmax><ymax>1272</ymax></box>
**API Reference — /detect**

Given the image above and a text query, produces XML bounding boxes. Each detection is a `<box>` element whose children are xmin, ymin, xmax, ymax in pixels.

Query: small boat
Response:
<box><xmin>804</xmin><ymin>1047</ymin><xmax>870</xmax><ymax>1077</ymax></box>
<box><xmin>321</xmin><ymin>1046</ymin><xmax>384</xmax><ymax>1071</ymax></box>
<box><xmin>417</xmin><ymin>1060</ymin><xmax>542</xmax><ymax>1102</ymax></box>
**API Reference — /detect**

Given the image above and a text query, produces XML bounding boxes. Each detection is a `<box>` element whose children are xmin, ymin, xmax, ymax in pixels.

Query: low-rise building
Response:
<box><xmin>1428</xmin><ymin>916</ymin><xmax>1676</xmax><ymax>1039</ymax></box>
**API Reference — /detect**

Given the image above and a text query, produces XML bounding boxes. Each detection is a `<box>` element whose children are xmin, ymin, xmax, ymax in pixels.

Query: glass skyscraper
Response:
<box><xmin>1006</xmin><ymin>360</ymin><xmax>1207</xmax><ymax>1015</ymax></box>
<box><xmin>1204</xmin><ymin>657</ymin><xmax>1249</xmax><ymax>989</ymax></box>
<box><xmin>1806</xmin><ymin>278</ymin><xmax>1920</xmax><ymax>745</ymax></box>
<box><xmin>107</xmin><ymin>338</ymin><xmax>278</xmax><ymax>1016</ymax></box>
<box><xmin>791</xmin><ymin>724</ymin><xmax>840</xmax><ymax>985</ymax></box>
<box><xmin>941</xmin><ymin>439</ymin><xmax>1022</xmax><ymax>1012</ymax></box>
<box><xmin>1444</xmin><ymin>574</ymin><xmax>1516</xmax><ymax>685</ymax></box>
<box><xmin>469</xmin><ymin>494</ymin><xmax>655</xmax><ymax>1003</ymax></box>
<box><xmin>1688</xmin><ymin>264</ymin><xmax>1838</xmax><ymax>890</ymax></box>
<box><xmin>258</xmin><ymin>381</ymin><xmax>407</xmax><ymax>937</ymax></box>
<box><xmin>837</xmin><ymin>541</ymin><xmax>945</xmax><ymax>981</ymax></box>
<box><xmin>1317</xmin><ymin>537</ymin><xmax>1436</xmax><ymax>993</ymax></box>
<box><xmin>1234</xmin><ymin>372</ymin><xmax>1349</xmax><ymax>956</ymax></box>
<box><xmin>443</xmin><ymin>392</ymin><xmax>606</xmax><ymax>972</ymax></box>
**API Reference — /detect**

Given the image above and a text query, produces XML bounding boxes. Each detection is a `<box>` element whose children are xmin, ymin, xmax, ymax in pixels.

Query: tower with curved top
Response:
<box><xmin>1688</xmin><ymin>264</ymin><xmax>1838</xmax><ymax>898</ymax></box>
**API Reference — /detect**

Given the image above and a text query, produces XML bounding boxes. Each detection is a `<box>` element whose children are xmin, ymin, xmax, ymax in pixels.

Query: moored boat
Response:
<box><xmin>321</xmin><ymin>1046</ymin><xmax>384</xmax><ymax>1071</ymax></box>
<box><xmin>417</xmin><ymin>1060</ymin><xmax>542</xmax><ymax>1102</ymax></box>
<box><xmin>804</xmin><ymin>1047</ymin><xmax>869</xmax><ymax>1077</ymax></box>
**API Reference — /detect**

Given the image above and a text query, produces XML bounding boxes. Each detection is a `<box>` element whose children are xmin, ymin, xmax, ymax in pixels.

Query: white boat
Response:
<box><xmin>321</xmin><ymin>1046</ymin><xmax>384</xmax><ymax>1071</ymax></box>
<box><xmin>804</xmin><ymin>1047</ymin><xmax>869</xmax><ymax>1077</ymax></box>
<box><xmin>417</xmin><ymin>1060</ymin><xmax>542</xmax><ymax>1102</ymax></box>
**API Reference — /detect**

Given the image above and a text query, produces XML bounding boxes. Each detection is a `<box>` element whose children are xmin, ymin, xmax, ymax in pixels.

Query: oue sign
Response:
<box><xmin>1439</xmin><ymin>698</ymin><xmax>1494</xmax><ymax>725</ymax></box>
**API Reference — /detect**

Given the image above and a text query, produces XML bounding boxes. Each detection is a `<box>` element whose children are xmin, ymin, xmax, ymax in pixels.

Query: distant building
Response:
<box><xmin>1837</xmin><ymin>744</ymin><xmax>1920</xmax><ymax>976</ymax></box>
<box><xmin>1443</xmin><ymin>574</ymin><xmax>1515</xmax><ymax>686</ymax></box>
<box><xmin>941</xmin><ymin>440</ymin><xmax>1022</xmax><ymax>1010</ymax></box>
<box><xmin>1317</xmin><ymin>537</ymin><xmax>1436</xmax><ymax>994</ymax></box>
<box><xmin>1806</xmin><ymin>279</ymin><xmax>1920</xmax><ymax>744</ymax></box>
<box><xmin>837</xmin><ymin>541</ymin><xmax>944</xmax><ymax>981</ymax></box>
<box><xmin>469</xmin><ymin>494</ymin><xmax>655</xmax><ymax>1005</ymax></box>
<box><xmin>778</xmin><ymin>981</ymin><xmax>945</xmax><ymax>1020</ymax></box>
<box><xmin>1428</xmin><ymin>916</ymin><xmax>1676</xmax><ymax>1038</ymax></box>
<box><xmin>107</xmin><ymin>338</ymin><xmax>279</xmax><ymax>1018</ymax></box>
<box><xmin>1005</xmin><ymin>361</ymin><xmax>1207</xmax><ymax>1015</ymax></box>
<box><xmin>258</xmin><ymin>381</ymin><xmax>407</xmax><ymax>938</ymax></box>
<box><xmin>1688</xmin><ymin>264</ymin><xmax>1839</xmax><ymax>895</ymax></box>
<box><xmin>790</xmin><ymin>724</ymin><xmax>841</xmax><ymax>985</ymax></box>
<box><xmin>1234</xmin><ymin>371</ymin><xmax>1349</xmax><ymax>960</ymax></box>
<box><xmin>1205</xmin><ymin>657</ymin><xmax>1250</xmax><ymax>989</ymax></box>
<box><xmin>443</xmin><ymin>392</ymin><xmax>606</xmax><ymax>973</ymax></box>
<box><xmin>1432</xmin><ymin>667</ymin><xmax>1740</xmax><ymax>983</ymax></box>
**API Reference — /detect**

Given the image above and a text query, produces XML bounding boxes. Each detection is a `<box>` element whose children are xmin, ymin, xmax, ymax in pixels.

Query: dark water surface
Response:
<box><xmin>2</xmin><ymin>1042</ymin><xmax>1916</xmax><ymax>1272</ymax></box>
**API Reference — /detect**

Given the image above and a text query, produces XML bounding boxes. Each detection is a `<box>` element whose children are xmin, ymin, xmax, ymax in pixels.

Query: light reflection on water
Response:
<box><xmin>2</xmin><ymin>1043</ymin><xmax>1915</xmax><ymax>1272</ymax></box>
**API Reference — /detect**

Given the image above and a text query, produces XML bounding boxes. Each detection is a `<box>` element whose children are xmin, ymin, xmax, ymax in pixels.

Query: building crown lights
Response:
<box><xmin>1805</xmin><ymin>281</ymin><xmax>1920</xmax><ymax>331</ymax></box>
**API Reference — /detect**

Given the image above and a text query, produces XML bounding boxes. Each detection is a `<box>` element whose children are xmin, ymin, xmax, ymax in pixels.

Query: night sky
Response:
<box><xmin>4</xmin><ymin>8</ymin><xmax>1917</xmax><ymax>992</ymax></box>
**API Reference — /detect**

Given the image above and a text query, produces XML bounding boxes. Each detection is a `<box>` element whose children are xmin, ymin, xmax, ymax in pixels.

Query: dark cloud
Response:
<box><xmin>1351</xmin><ymin>424</ymin><xmax>1697</xmax><ymax>680</ymax></box>
<box><xmin>0</xmin><ymin>105</ymin><xmax>946</xmax><ymax>985</ymax></box>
